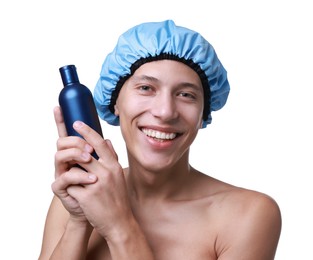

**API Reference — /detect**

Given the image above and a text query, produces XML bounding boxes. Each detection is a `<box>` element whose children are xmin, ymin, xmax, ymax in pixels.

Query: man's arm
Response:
<box><xmin>38</xmin><ymin>196</ymin><xmax>93</xmax><ymax>260</ymax></box>
<box><xmin>104</xmin><ymin>215</ymin><xmax>155</xmax><ymax>260</ymax></box>
<box><xmin>39</xmin><ymin>196</ymin><xmax>155</xmax><ymax>260</ymax></box>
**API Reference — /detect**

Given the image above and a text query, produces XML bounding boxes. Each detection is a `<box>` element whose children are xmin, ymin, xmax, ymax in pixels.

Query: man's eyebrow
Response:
<box><xmin>179</xmin><ymin>82</ymin><xmax>203</xmax><ymax>91</ymax></box>
<box><xmin>131</xmin><ymin>75</ymin><xmax>200</xmax><ymax>88</ymax></box>
<box><xmin>130</xmin><ymin>75</ymin><xmax>159</xmax><ymax>83</ymax></box>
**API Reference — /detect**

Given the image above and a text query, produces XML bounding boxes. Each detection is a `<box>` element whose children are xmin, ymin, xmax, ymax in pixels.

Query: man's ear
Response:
<box><xmin>198</xmin><ymin>113</ymin><xmax>204</xmax><ymax>129</ymax></box>
<box><xmin>114</xmin><ymin>104</ymin><xmax>119</xmax><ymax>116</ymax></box>
<box><xmin>198</xmin><ymin>120</ymin><xmax>203</xmax><ymax>129</ymax></box>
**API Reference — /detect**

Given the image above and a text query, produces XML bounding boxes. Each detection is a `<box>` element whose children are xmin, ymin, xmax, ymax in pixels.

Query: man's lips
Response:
<box><xmin>141</xmin><ymin>127</ymin><xmax>180</xmax><ymax>141</ymax></box>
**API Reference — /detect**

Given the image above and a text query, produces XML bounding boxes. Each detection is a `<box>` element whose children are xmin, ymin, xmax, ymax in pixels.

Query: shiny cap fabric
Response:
<box><xmin>94</xmin><ymin>20</ymin><xmax>230</xmax><ymax>128</ymax></box>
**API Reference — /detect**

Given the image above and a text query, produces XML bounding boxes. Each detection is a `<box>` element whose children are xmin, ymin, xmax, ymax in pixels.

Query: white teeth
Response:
<box><xmin>142</xmin><ymin>128</ymin><xmax>177</xmax><ymax>140</ymax></box>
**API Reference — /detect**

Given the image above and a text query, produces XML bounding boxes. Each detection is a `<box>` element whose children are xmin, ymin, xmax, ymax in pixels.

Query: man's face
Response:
<box><xmin>114</xmin><ymin>60</ymin><xmax>204</xmax><ymax>172</ymax></box>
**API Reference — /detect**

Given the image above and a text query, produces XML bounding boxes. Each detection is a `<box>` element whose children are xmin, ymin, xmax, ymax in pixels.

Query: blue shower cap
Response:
<box><xmin>94</xmin><ymin>20</ymin><xmax>230</xmax><ymax>128</ymax></box>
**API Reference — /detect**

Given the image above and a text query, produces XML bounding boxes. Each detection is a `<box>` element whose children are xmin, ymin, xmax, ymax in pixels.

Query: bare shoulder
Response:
<box><xmin>220</xmin><ymin>185</ymin><xmax>282</xmax><ymax>239</ymax></box>
<box><xmin>214</xmin><ymin>181</ymin><xmax>281</xmax><ymax>218</ymax></box>
<box><xmin>202</xmin><ymin>175</ymin><xmax>282</xmax><ymax>259</ymax></box>
<box><xmin>194</xmin><ymin>171</ymin><xmax>281</xmax><ymax>218</ymax></box>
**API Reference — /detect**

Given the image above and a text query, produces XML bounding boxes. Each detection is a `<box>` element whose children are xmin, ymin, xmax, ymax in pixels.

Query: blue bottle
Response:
<box><xmin>59</xmin><ymin>65</ymin><xmax>103</xmax><ymax>159</ymax></box>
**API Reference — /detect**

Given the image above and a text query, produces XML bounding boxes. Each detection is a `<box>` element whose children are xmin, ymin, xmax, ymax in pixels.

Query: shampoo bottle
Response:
<box><xmin>59</xmin><ymin>64</ymin><xmax>103</xmax><ymax>159</ymax></box>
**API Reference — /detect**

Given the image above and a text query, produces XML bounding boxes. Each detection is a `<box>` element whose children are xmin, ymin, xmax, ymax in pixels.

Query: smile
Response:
<box><xmin>142</xmin><ymin>128</ymin><xmax>177</xmax><ymax>140</ymax></box>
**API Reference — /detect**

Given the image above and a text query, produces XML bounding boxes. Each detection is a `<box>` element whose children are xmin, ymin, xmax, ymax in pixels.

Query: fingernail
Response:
<box><xmin>73</xmin><ymin>121</ymin><xmax>83</xmax><ymax>129</ymax></box>
<box><xmin>84</xmin><ymin>144</ymin><xmax>93</xmax><ymax>153</ymax></box>
<box><xmin>81</xmin><ymin>152</ymin><xmax>91</xmax><ymax>160</ymax></box>
<box><xmin>88</xmin><ymin>174</ymin><xmax>97</xmax><ymax>180</ymax></box>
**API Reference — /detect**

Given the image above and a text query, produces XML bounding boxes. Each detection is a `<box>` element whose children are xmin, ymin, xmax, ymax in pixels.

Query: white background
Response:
<box><xmin>0</xmin><ymin>0</ymin><xmax>312</xmax><ymax>259</ymax></box>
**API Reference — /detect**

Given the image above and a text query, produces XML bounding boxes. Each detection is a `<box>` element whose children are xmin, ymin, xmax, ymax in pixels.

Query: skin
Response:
<box><xmin>39</xmin><ymin>60</ymin><xmax>281</xmax><ymax>259</ymax></box>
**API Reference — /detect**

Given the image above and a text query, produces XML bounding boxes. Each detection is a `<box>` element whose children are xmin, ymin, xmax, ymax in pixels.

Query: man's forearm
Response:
<box><xmin>106</xmin><ymin>217</ymin><xmax>154</xmax><ymax>260</ymax></box>
<box><xmin>50</xmin><ymin>218</ymin><xmax>93</xmax><ymax>260</ymax></box>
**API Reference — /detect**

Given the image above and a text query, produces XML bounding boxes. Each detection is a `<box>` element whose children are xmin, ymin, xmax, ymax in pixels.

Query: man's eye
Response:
<box><xmin>179</xmin><ymin>92</ymin><xmax>196</xmax><ymax>99</ymax></box>
<box><xmin>139</xmin><ymin>85</ymin><xmax>151</xmax><ymax>91</ymax></box>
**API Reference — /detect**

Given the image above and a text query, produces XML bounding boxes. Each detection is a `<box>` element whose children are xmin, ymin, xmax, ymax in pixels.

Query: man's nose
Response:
<box><xmin>150</xmin><ymin>92</ymin><xmax>179</xmax><ymax>122</ymax></box>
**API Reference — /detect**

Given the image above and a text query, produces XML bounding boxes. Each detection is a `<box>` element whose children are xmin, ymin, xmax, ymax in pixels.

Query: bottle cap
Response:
<box><xmin>59</xmin><ymin>65</ymin><xmax>79</xmax><ymax>86</ymax></box>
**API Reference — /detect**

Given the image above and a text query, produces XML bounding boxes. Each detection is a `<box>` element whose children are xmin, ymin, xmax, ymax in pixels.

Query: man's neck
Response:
<box><xmin>124</xmin><ymin>157</ymin><xmax>193</xmax><ymax>203</ymax></box>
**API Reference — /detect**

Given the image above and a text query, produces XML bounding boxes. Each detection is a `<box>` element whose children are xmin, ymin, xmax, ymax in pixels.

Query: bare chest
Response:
<box><xmin>87</xmin><ymin>200</ymin><xmax>218</xmax><ymax>259</ymax></box>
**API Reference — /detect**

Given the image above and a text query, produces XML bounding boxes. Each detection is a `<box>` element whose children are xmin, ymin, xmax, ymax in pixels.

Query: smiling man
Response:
<box><xmin>39</xmin><ymin>20</ymin><xmax>281</xmax><ymax>260</ymax></box>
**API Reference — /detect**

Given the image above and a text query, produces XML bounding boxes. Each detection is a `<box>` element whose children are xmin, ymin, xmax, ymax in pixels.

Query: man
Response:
<box><xmin>39</xmin><ymin>20</ymin><xmax>281</xmax><ymax>259</ymax></box>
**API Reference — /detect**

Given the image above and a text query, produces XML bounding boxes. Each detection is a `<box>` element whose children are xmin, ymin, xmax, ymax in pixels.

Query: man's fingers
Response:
<box><xmin>54</xmin><ymin>106</ymin><xmax>68</xmax><ymax>138</ymax></box>
<box><xmin>73</xmin><ymin>121</ymin><xmax>117</xmax><ymax>161</ymax></box>
<box><xmin>52</xmin><ymin>168</ymin><xmax>98</xmax><ymax>194</ymax></box>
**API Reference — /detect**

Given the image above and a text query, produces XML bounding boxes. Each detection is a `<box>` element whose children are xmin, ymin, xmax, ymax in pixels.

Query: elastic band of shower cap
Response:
<box><xmin>94</xmin><ymin>19</ymin><xmax>230</xmax><ymax>128</ymax></box>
